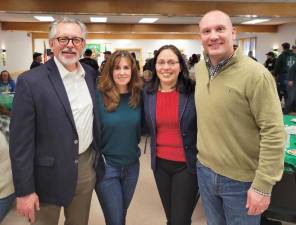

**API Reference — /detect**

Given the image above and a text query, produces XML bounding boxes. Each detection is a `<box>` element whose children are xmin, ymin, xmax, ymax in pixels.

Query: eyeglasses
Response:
<box><xmin>156</xmin><ymin>60</ymin><xmax>179</xmax><ymax>67</ymax></box>
<box><xmin>55</xmin><ymin>37</ymin><xmax>84</xmax><ymax>46</ymax></box>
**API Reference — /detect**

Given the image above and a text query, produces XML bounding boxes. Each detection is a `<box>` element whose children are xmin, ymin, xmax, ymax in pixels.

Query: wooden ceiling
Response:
<box><xmin>1</xmin><ymin>0</ymin><xmax>295</xmax><ymax>38</ymax></box>
<box><xmin>1</xmin><ymin>0</ymin><xmax>296</xmax><ymax>17</ymax></box>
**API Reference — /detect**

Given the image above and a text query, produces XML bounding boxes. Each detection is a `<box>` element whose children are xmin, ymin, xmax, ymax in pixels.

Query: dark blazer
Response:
<box><xmin>9</xmin><ymin>58</ymin><xmax>103</xmax><ymax>207</ymax></box>
<box><xmin>143</xmin><ymin>88</ymin><xmax>198</xmax><ymax>174</ymax></box>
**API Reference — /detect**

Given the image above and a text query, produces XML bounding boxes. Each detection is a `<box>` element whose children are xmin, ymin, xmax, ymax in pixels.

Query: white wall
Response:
<box><xmin>277</xmin><ymin>23</ymin><xmax>296</xmax><ymax>47</ymax></box>
<box><xmin>0</xmin><ymin>29</ymin><xmax>32</xmax><ymax>74</ymax></box>
<box><xmin>237</xmin><ymin>33</ymin><xmax>279</xmax><ymax>63</ymax></box>
<box><xmin>1</xmin><ymin>22</ymin><xmax>295</xmax><ymax>73</ymax></box>
<box><xmin>237</xmin><ymin>23</ymin><xmax>296</xmax><ymax>64</ymax></box>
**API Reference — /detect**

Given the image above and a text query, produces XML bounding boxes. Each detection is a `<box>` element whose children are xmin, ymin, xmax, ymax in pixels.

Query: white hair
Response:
<box><xmin>48</xmin><ymin>17</ymin><xmax>87</xmax><ymax>39</ymax></box>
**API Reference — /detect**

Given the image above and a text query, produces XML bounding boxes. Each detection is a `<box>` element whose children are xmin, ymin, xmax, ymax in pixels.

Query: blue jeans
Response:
<box><xmin>95</xmin><ymin>160</ymin><xmax>139</xmax><ymax>225</ymax></box>
<box><xmin>0</xmin><ymin>193</ymin><xmax>15</xmax><ymax>222</ymax></box>
<box><xmin>196</xmin><ymin>161</ymin><xmax>260</xmax><ymax>225</ymax></box>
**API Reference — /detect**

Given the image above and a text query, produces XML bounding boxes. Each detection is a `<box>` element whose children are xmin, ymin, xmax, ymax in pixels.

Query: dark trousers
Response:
<box><xmin>284</xmin><ymin>85</ymin><xmax>296</xmax><ymax>114</ymax></box>
<box><xmin>277</xmin><ymin>75</ymin><xmax>288</xmax><ymax>103</ymax></box>
<box><xmin>154</xmin><ymin>158</ymin><xmax>199</xmax><ymax>225</ymax></box>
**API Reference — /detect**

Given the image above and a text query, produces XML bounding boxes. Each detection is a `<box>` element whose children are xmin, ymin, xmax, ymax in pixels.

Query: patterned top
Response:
<box><xmin>205</xmin><ymin>54</ymin><xmax>234</xmax><ymax>79</ymax></box>
<box><xmin>0</xmin><ymin>114</ymin><xmax>10</xmax><ymax>143</ymax></box>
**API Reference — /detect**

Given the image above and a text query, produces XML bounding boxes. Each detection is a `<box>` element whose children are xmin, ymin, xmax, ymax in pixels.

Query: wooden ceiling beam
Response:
<box><xmin>31</xmin><ymin>32</ymin><xmax>201</xmax><ymax>40</ymax></box>
<box><xmin>0</xmin><ymin>0</ymin><xmax>296</xmax><ymax>17</ymax></box>
<box><xmin>2</xmin><ymin>22</ymin><xmax>278</xmax><ymax>34</ymax></box>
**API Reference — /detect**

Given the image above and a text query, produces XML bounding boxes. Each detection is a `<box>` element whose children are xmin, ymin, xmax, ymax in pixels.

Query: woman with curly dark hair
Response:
<box><xmin>143</xmin><ymin>45</ymin><xmax>199</xmax><ymax>225</ymax></box>
<box><xmin>95</xmin><ymin>50</ymin><xmax>143</xmax><ymax>225</ymax></box>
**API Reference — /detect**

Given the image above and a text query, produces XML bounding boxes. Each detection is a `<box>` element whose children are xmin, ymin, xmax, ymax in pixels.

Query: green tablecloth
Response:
<box><xmin>283</xmin><ymin>115</ymin><xmax>296</xmax><ymax>173</ymax></box>
<box><xmin>0</xmin><ymin>94</ymin><xmax>13</xmax><ymax>110</ymax></box>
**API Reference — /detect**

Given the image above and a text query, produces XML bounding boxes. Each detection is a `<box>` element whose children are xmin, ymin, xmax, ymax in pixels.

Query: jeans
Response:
<box><xmin>0</xmin><ymin>193</ymin><xmax>15</xmax><ymax>222</ymax></box>
<box><xmin>154</xmin><ymin>158</ymin><xmax>199</xmax><ymax>225</ymax></box>
<box><xmin>196</xmin><ymin>161</ymin><xmax>260</xmax><ymax>225</ymax></box>
<box><xmin>95</xmin><ymin>160</ymin><xmax>139</xmax><ymax>225</ymax></box>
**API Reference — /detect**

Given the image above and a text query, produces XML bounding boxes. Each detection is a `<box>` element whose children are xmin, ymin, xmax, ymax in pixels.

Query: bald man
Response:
<box><xmin>195</xmin><ymin>10</ymin><xmax>285</xmax><ymax>225</ymax></box>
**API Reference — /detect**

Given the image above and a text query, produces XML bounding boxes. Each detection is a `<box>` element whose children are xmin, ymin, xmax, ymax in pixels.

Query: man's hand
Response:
<box><xmin>288</xmin><ymin>81</ymin><xmax>294</xmax><ymax>87</ymax></box>
<box><xmin>246</xmin><ymin>188</ymin><xmax>270</xmax><ymax>215</ymax></box>
<box><xmin>16</xmin><ymin>192</ymin><xmax>40</xmax><ymax>223</ymax></box>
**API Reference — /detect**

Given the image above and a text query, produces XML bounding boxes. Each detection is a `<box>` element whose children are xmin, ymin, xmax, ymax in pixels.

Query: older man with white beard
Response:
<box><xmin>9</xmin><ymin>17</ymin><xmax>103</xmax><ymax>225</ymax></box>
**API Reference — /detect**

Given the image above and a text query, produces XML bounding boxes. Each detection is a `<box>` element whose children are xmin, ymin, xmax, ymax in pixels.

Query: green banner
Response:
<box><xmin>86</xmin><ymin>44</ymin><xmax>101</xmax><ymax>53</ymax></box>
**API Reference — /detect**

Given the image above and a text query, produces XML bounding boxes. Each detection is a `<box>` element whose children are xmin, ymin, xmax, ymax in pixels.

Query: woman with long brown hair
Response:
<box><xmin>95</xmin><ymin>50</ymin><xmax>143</xmax><ymax>225</ymax></box>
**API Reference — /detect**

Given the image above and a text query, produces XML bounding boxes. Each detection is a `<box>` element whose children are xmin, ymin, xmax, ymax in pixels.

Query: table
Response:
<box><xmin>0</xmin><ymin>93</ymin><xmax>13</xmax><ymax>110</ymax></box>
<box><xmin>264</xmin><ymin>115</ymin><xmax>296</xmax><ymax>222</ymax></box>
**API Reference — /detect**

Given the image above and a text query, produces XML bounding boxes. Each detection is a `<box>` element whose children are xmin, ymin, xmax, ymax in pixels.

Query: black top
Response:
<box><xmin>30</xmin><ymin>61</ymin><xmax>42</xmax><ymax>69</ymax></box>
<box><xmin>79</xmin><ymin>57</ymin><xmax>99</xmax><ymax>73</ymax></box>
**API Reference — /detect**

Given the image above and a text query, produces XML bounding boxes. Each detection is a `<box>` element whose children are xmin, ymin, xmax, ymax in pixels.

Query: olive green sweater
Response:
<box><xmin>195</xmin><ymin>48</ymin><xmax>286</xmax><ymax>193</ymax></box>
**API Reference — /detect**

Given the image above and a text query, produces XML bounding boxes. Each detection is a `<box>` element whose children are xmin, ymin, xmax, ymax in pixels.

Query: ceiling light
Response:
<box><xmin>242</xmin><ymin>19</ymin><xmax>270</xmax><ymax>24</ymax></box>
<box><xmin>90</xmin><ymin>17</ymin><xmax>107</xmax><ymax>23</ymax></box>
<box><xmin>244</xmin><ymin>15</ymin><xmax>258</xmax><ymax>18</ymax></box>
<box><xmin>139</xmin><ymin>18</ymin><xmax>159</xmax><ymax>23</ymax></box>
<box><xmin>34</xmin><ymin>16</ymin><xmax>55</xmax><ymax>22</ymax></box>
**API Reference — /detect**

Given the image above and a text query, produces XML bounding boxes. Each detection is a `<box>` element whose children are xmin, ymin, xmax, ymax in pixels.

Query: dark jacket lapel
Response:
<box><xmin>149</xmin><ymin>93</ymin><xmax>157</xmax><ymax>135</ymax></box>
<box><xmin>46</xmin><ymin>58</ymin><xmax>77</xmax><ymax>132</ymax></box>
<box><xmin>179</xmin><ymin>93</ymin><xmax>188</xmax><ymax>127</ymax></box>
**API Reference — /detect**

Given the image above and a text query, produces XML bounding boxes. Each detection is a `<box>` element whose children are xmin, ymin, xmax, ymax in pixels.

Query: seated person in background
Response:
<box><xmin>0</xmin><ymin>104</ymin><xmax>15</xmax><ymax>223</ymax></box>
<box><xmin>79</xmin><ymin>48</ymin><xmax>100</xmax><ymax>76</ymax></box>
<box><xmin>0</xmin><ymin>70</ymin><xmax>16</xmax><ymax>93</ymax></box>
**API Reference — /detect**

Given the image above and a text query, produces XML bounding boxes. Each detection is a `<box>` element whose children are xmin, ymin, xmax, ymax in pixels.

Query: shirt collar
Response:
<box><xmin>204</xmin><ymin>51</ymin><xmax>235</xmax><ymax>78</ymax></box>
<box><xmin>54</xmin><ymin>57</ymin><xmax>85</xmax><ymax>80</ymax></box>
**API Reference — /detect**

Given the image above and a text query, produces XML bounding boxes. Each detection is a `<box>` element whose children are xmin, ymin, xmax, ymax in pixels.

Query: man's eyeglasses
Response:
<box><xmin>55</xmin><ymin>37</ymin><xmax>84</xmax><ymax>46</ymax></box>
<box><xmin>156</xmin><ymin>60</ymin><xmax>179</xmax><ymax>67</ymax></box>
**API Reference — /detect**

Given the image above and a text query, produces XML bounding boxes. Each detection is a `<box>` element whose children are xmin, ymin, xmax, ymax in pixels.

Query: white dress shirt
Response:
<box><xmin>54</xmin><ymin>57</ymin><xmax>93</xmax><ymax>154</ymax></box>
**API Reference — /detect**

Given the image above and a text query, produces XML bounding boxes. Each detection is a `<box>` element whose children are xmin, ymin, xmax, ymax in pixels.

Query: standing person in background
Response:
<box><xmin>143</xmin><ymin>50</ymin><xmax>158</xmax><ymax>74</ymax></box>
<box><xmin>80</xmin><ymin>48</ymin><xmax>100</xmax><ymax>76</ymax></box>
<box><xmin>188</xmin><ymin>53</ymin><xmax>200</xmax><ymax>80</ymax></box>
<box><xmin>196</xmin><ymin>10</ymin><xmax>285</xmax><ymax>225</ymax></box>
<box><xmin>100</xmin><ymin>51</ymin><xmax>111</xmax><ymax>74</ymax></box>
<box><xmin>131</xmin><ymin>52</ymin><xmax>140</xmax><ymax>72</ymax></box>
<box><xmin>292</xmin><ymin>45</ymin><xmax>296</xmax><ymax>55</ymax></box>
<box><xmin>95</xmin><ymin>50</ymin><xmax>143</xmax><ymax>225</ymax></box>
<box><xmin>284</xmin><ymin>62</ymin><xmax>296</xmax><ymax>114</ymax></box>
<box><xmin>143</xmin><ymin>44</ymin><xmax>198</xmax><ymax>225</ymax></box>
<box><xmin>248</xmin><ymin>50</ymin><xmax>257</xmax><ymax>61</ymax></box>
<box><xmin>0</xmin><ymin>104</ymin><xmax>14</xmax><ymax>223</ymax></box>
<box><xmin>9</xmin><ymin>17</ymin><xmax>102</xmax><ymax>225</ymax></box>
<box><xmin>0</xmin><ymin>70</ymin><xmax>16</xmax><ymax>93</ymax></box>
<box><xmin>30</xmin><ymin>52</ymin><xmax>43</xmax><ymax>69</ymax></box>
<box><xmin>264</xmin><ymin>51</ymin><xmax>277</xmax><ymax>77</ymax></box>
<box><xmin>274</xmin><ymin>42</ymin><xmax>296</xmax><ymax>103</ymax></box>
